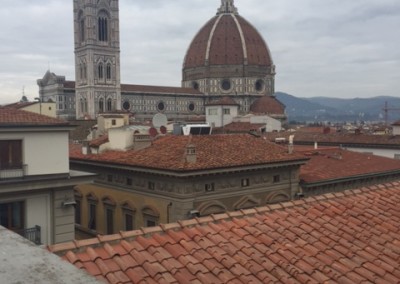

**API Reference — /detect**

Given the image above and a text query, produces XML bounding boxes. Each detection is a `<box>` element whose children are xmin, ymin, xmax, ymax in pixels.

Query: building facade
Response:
<box><xmin>70</xmin><ymin>134</ymin><xmax>307</xmax><ymax>237</ymax></box>
<box><xmin>0</xmin><ymin>107</ymin><xmax>94</xmax><ymax>245</ymax></box>
<box><xmin>37</xmin><ymin>0</ymin><xmax>286</xmax><ymax>122</ymax></box>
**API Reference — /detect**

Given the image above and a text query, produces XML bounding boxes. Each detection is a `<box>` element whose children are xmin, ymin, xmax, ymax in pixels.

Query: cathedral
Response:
<box><xmin>37</xmin><ymin>0</ymin><xmax>286</xmax><ymax>123</ymax></box>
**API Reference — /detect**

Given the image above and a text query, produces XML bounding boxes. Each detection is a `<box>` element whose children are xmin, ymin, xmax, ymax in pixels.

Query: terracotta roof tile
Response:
<box><xmin>0</xmin><ymin>107</ymin><xmax>69</xmax><ymax>126</ymax></box>
<box><xmin>71</xmin><ymin>134</ymin><xmax>307</xmax><ymax>173</ymax></box>
<box><xmin>50</xmin><ymin>183</ymin><xmax>400</xmax><ymax>283</ymax></box>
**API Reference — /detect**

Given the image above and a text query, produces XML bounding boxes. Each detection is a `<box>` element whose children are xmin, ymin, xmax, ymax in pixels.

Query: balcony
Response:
<box><xmin>16</xmin><ymin>225</ymin><xmax>41</xmax><ymax>245</ymax></box>
<box><xmin>0</xmin><ymin>164</ymin><xmax>27</xmax><ymax>180</ymax></box>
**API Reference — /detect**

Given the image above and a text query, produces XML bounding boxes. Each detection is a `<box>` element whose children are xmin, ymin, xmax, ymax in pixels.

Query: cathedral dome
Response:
<box><xmin>182</xmin><ymin>0</ymin><xmax>275</xmax><ymax>96</ymax></box>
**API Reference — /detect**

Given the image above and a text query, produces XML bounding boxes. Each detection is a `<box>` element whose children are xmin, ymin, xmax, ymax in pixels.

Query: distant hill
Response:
<box><xmin>275</xmin><ymin>92</ymin><xmax>400</xmax><ymax>123</ymax></box>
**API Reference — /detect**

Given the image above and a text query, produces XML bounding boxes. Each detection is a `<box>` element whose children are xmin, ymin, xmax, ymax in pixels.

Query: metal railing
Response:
<box><xmin>0</xmin><ymin>164</ymin><xmax>27</xmax><ymax>180</ymax></box>
<box><xmin>16</xmin><ymin>225</ymin><xmax>41</xmax><ymax>245</ymax></box>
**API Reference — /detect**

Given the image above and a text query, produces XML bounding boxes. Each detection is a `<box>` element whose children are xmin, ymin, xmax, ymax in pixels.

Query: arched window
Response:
<box><xmin>74</xmin><ymin>189</ymin><xmax>83</xmax><ymax>225</ymax></box>
<box><xmin>78</xmin><ymin>11</ymin><xmax>85</xmax><ymax>43</ymax></box>
<box><xmin>121</xmin><ymin>202</ymin><xmax>136</xmax><ymax>231</ymax></box>
<box><xmin>98</xmin><ymin>63</ymin><xmax>104</xmax><ymax>79</ymax></box>
<box><xmin>80</xmin><ymin>19</ymin><xmax>85</xmax><ymax>42</ymax></box>
<box><xmin>86</xmin><ymin>193</ymin><xmax>98</xmax><ymax>231</ymax></box>
<box><xmin>106</xmin><ymin>63</ymin><xmax>112</xmax><ymax>80</ymax></box>
<box><xmin>98</xmin><ymin>13</ymin><xmax>108</xmax><ymax>42</ymax></box>
<box><xmin>83</xmin><ymin>63</ymin><xmax>87</xmax><ymax>79</ymax></box>
<box><xmin>142</xmin><ymin>206</ymin><xmax>159</xmax><ymax>227</ymax></box>
<box><xmin>107</xmin><ymin>98</ymin><xmax>112</xmax><ymax>111</ymax></box>
<box><xmin>102</xmin><ymin>197</ymin><xmax>116</xmax><ymax>235</ymax></box>
<box><xmin>80</xmin><ymin>64</ymin><xmax>84</xmax><ymax>80</ymax></box>
<box><xmin>99</xmin><ymin>98</ymin><xmax>104</xmax><ymax>113</ymax></box>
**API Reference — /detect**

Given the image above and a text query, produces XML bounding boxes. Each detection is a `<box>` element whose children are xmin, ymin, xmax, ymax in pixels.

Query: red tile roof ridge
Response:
<box><xmin>48</xmin><ymin>182</ymin><xmax>399</xmax><ymax>257</ymax></box>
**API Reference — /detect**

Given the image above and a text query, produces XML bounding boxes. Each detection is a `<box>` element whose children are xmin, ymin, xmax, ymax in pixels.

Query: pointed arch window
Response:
<box><xmin>99</xmin><ymin>98</ymin><xmax>104</xmax><ymax>113</ymax></box>
<box><xmin>98</xmin><ymin>63</ymin><xmax>104</xmax><ymax>79</ymax></box>
<box><xmin>98</xmin><ymin>14</ymin><xmax>108</xmax><ymax>42</ymax></box>
<box><xmin>80</xmin><ymin>18</ymin><xmax>85</xmax><ymax>42</ymax></box>
<box><xmin>107</xmin><ymin>98</ymin><xmax>112</xmax><ymax>111</ymax></box>
<box><xmin>106</xmin><ymin>63</ymin><xmax>112</xmax><ymax>80</ymax></box>
<box><xmin>78</xmin><ymin>11</ymin><xmax>85</xmax><ymax>43</ymax></box>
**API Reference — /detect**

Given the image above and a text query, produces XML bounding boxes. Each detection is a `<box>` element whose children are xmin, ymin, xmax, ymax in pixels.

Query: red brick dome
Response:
<box><xmin>183</xmin><ymin>4</ymin><xmax>273</xmax><ymax>70</ymax></box>
<box><xmin>250</xmin><ymin>96</ymin><xmax>285</xmax><ymax>115</ymax></box>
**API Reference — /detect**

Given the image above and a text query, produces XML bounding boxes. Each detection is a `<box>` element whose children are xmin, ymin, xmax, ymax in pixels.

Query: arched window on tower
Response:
<box><xmin>107</xmin><ymin>98</ymin><xmax>112</xmax><ymax>111</ymax></box>
<box><xmin>83</xmin><ymin>63</ymin><xmax>87</xmax><ymax>80</ymax></box>
<box><xmin>106</xmin><ymin>63</ymin><xmax>112</xmax><ymax>80</ymax></box>
<box><xmin>99</xmin><ymin>98</ymin><xmax>104</xmax><ymax>113</ymax></box>
<box><xmin>78</xmin><ymin>11</ymin><xmax>85</xmax><ymax>43</ymax></box>
<box><xmin>80</xmin><ymin>18</ymin><xmax>85</xmax><ymax>42</ymax></box>
<box><xmin>98</xmin><ymin>63</ymin><xmax>104</xmax><ymax>79</ymax></box>
<box><xmin>98</xmin><ymin>13</ymin><xmax>108</xmax><ymax>42</ymax></box>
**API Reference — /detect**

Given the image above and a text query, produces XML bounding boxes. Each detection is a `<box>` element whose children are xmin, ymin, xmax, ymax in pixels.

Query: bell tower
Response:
<box><xmin>73</xmin><ymin>0</ymin><xmax>121</xmax><ymax>119</ymax></box>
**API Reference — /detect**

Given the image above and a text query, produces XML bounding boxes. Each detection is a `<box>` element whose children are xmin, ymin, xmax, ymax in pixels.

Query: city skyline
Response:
<box><xmin>0</xmin><ymin>0</ymin><xmax>399</xmax><ymax>104</ymax></box>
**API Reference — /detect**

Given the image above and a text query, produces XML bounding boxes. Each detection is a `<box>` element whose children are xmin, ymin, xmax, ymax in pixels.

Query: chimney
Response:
<box><xmin>314</xmin><ymin>141</ymin><xmax>318</xmax><ymax>150</ymax></box>
<box><xmin>186</xmin><ymin>144</ymin><xmax>197</xmax><ymax>163</ymax></box>
<box><xmin>288</xmin><ymin>135</ymin><xmax>294</xmax><ymax>154</ymax></box>
<box><xmin>82</xmin><ymin>140</ymin><xmax>91</xmax><ymax>155</ymax></box>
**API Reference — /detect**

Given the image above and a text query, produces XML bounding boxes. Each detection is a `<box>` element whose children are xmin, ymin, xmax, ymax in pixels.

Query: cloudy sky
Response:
<box><xmin>1</xmin><ymin>0</ymin><xmax>399</xmax><ymax>104</ymax></box>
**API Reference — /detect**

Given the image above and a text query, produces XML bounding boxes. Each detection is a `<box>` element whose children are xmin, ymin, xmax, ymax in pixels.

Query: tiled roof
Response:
<box><xmin>89</xmin><ymin>135</ymin><xmax>109</xmax><ymax>147</ymax></box>
<box><xmin>215</xmin><ymin>122</ymin><xmax>266</xmax><ymax>133</ymax></box>
<box><xmin>297</xmin><ymin>146</ymin><xmax>400</xmax><ymax>184</ymax></box>
<box><xmin>250</xmin><ymin>96</ymin><xmax>286</xmax><ymax>115</ymax></box>
<box><xmin>4</xmin><ymin>102</ymin><xmax>37</xmax><ymax>109</ymax></box>
<box><xmin>49</xmin><ymin>182</ymin><xmax>400</xmax><ymax>283</ymax></box>
<box><xmin>268</xmin><ymin>131</ymin><xmax>400</xmax><ymax>148</ymax></box>
<box><xmin>0</xmin><ymin>107</ymin><xmax>69</xmax><ymax>126</ymax></box>
<box><xmin>70</xmin><ymin>134</ymin><xmax>307</xmax><ymax>172</ymax></box>
<box><xmin>205</xmin><ymin>97</ymin><xmax>239</xmax><ymax>106</ymax></box>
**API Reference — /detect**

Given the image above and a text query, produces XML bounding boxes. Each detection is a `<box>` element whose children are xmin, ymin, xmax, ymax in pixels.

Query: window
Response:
<box><xmin>142</xmin><ymin>206</ymin><xmax>159</xmax><ymax>228</ymax></box>
<box><xmin>123</xmin><ymin>101</ymin><xmax>131</xmax><ymax>111</ymax></box>
<box><xmin>221</xmin><ymin>79</ymin><xmax>231</xmax><ymax>91</ymax></box>
<box><xmin>74</xmin><ymin>190</ymin><xmax>82</xmax><ymax>225</ymax></box>
<box><xmin>0</xmin><ymin>201</ymin><xmax>24</xmax><ymax>230</ymax></box>
<box><xmin>273</xmin><ymin>175</ymin><xmax>281</xmax><ymax>183</ymax></box>
<box><xmin>241</xmin><ymin>178</ymin><xmax>250</xmax><ymax>187</ymax></box>
<box><xmin>107</xmin><ymin>174</ymin><xmax>113</xmax><ymax>182</ymax></box>
<box><xmin>80</xmin><ymin>18</ymin><xmax>85</xmax><ymax>42</ymax></box>
<box><xmin>107</xmin><ymin>98</ymin><xmax>112</xmax><ymax>111</ymax></box>
<box><xmin>98</xmin><ymin>63</ymin><xmax>104</xmax><ymax>79</ymax></box>
<box><xmin>205</xmin><ymin>183</ymin><xmax>215</xmax><ymax>192</ymax></box>
<box><xmin>255</xmin><ymin>79</ymin><xmax>264</xmax><ymax>92</ymax></box>
<box><xmin>105</xmin><ymin>207</ymin><xmax>114</xmax><ymax>234</ymax></box>
<box><xmin>98</xmin><ymin>15</ymin><xmax>108</xmax><ymax>42</ymax></box>
<box><xmin>148</xmin><ymin>181</ymin><xmax>155</xmax><ymax>190</ymax></box>
<box><xmin>208</xmin><ymin>108</ymin><xmax>218</xmax><ymax>115</ymax></box>
<box><xmin>223</xmin><ymin>108</ymin><xmax>230</xmax><ymax>115</ymax></box>
<box><xmin>122</xmin><ymin>202</ymin><xmax>135</xmax><ymax>231</ymax></box>
<box><xmin>106</xmin><ymin>63</ymin><xmax>112</xmax><ymax>80</ymax></box>
<box><xmin>111</xmin><ymin>119</ymin><xmax>116</xmax><ymax>126</ymax></box>
<box><xmin>0</xmin><ymin>140</ymin><xmax>23</xmax><ymax>169</ymax></box>
<box><xmin>127</xmin><ymin>178</ymin><xmax>132</xmax><ymax>186</ymax></box>
<box><xmin>87</xmin><ymin>194</ymin><xmax>98</xmax><ymax>231</ymax></box>
<box><xmin>99</xmin><ymin>98</ymin><xmax>104</xmax><ymax>113</ymax></box>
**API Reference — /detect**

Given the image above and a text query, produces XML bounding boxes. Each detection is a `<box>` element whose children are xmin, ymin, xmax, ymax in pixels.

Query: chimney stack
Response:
<box><xmin>186</xmin><ymin>144</ymin><xmax>197</xmax><ymax>163</ymax></box>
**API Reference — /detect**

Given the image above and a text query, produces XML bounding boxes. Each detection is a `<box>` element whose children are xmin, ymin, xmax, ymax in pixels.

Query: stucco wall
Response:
<box><xmin>0</xmin><ymin>131</ymin><xmax>69</xmax><ymax>176</ymax></box>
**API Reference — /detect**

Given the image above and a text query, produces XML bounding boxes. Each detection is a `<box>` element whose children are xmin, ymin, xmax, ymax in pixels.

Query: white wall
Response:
<box><xmin>250</xmin><ymin>115</ymin><xmax>282</xmax><ymax>132</ymax></box>
<box><xmin>25</xmin><ymin>194</ymin><xmax>51</xmax><ymax>245</ymax></box>
<box><xmin>393</xmin><ymin>126</ymin><xmax>400</xmax><ymax>136</ymax></box>
<box><xmin>0</xmin><ymin>131</ymin><xmax>70</xmax><ymax>176</ymax></box>
<box><xmin>206</xmin><ymin>105</ymin><xmax>238</xmax><ymax>128</ymax></box>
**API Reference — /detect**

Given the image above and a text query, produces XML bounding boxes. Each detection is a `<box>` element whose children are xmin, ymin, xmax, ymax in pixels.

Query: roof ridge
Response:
<box><xmin>48</xmin><ymin>182</ymin><xmax>396</xmax><ymax>255</ymax></box>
